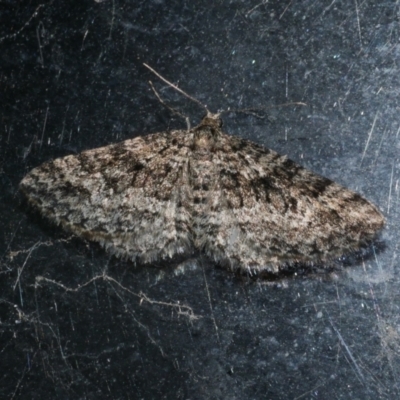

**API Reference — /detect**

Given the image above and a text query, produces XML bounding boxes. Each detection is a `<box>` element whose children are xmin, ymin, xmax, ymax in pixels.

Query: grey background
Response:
<box><xmin>0</xmin><ymin>0</ymin><xmax>397</xmax><ymax>399</ymax></box>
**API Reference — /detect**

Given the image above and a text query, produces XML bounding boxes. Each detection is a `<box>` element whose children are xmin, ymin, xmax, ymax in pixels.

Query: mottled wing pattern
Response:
<box><xmin>20</xmin><ymin>113</ymin><xmax>384</xmax><ymax>273</ymax></box>
<box><xmin>198</xmin><ymin>133</ymin><xmax>384</xmax><ymax>272</ymax></box>
<box><xmin>20</xmin><ymin>130</ymin><xmax>195</xmax><ymax>263</ymax></box>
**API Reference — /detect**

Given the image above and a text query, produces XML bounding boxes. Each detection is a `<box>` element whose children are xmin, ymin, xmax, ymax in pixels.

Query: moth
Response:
<box><xmin>20</xmin><ymin>66</ymin><xmax>385</xmax><ymax>274</ymax></box>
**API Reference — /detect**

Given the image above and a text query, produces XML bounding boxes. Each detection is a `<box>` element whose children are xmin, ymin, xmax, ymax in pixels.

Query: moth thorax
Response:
<box><xmin>193</xmin><ymin>126</ymin><xmax>220</xmax><ymax>150</ymax></box>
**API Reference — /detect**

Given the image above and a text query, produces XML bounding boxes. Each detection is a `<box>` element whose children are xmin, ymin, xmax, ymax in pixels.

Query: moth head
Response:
<box><xmin>193</xmin><ymin>113</ymin><xmax>223</xmax><ymax>150</ymax></box>
<box><xmin>200</xmin><ymin>112</ymin><xmax>223</xmax><ymax>129</ymax></box>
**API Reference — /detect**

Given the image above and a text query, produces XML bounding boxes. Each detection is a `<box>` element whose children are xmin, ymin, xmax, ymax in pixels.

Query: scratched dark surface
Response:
<box><xmin>0</xmin><ymin>1</ymin><xmax>397</xmax><ymax>399</ymax></box>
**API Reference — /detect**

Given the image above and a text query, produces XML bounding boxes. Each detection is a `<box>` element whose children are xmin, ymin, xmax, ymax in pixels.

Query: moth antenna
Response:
<box><xmin>149</xmin><ymin>80</ymin><xmax>191</xmax><ymax>130</ymax></box>
<box><xmin>221</xmin><ymin>102</ymin><xmax>307</xmax><ymax>118</ymax></box>
<box><xmin>143</xmin><ymin>63</ymin><xmax>209</xmax><ymax>114</ymax></box>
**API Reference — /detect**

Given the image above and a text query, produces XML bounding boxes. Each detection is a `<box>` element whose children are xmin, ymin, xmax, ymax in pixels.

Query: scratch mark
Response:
<box><xmin>361</xmin><ymin>111</ymin><xmax>379</xmax><ymax>164</ymax></box>
<box><xmin>329</xmin><ymin>317</ymin><xmax>366</xmax><ymax>384</ymax></box>
<box><xmin>354</xmin><ymin>0</ymin><xmax>362</xmax><ymax>49</ymax></box>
